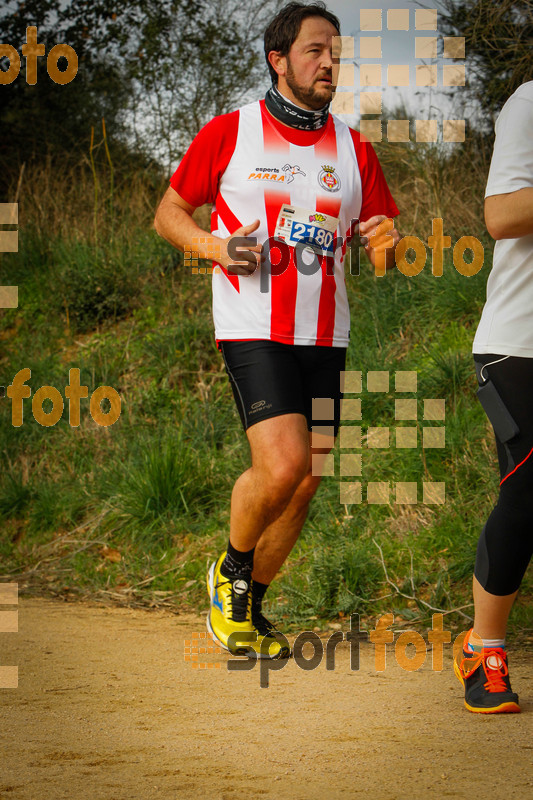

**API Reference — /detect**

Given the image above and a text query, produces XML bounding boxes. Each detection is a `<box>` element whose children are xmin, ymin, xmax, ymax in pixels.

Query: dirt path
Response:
<box><xmin>1</xmin><ymin>597</ymin><xmax>532</xmax><ymax>800</ymax></box>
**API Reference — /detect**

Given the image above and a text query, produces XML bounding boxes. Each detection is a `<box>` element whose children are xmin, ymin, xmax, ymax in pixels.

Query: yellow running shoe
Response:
<box><xmin>206</xmin><ymin>552</ymin><xmax>290</xmax><ymax>659</ymax></box>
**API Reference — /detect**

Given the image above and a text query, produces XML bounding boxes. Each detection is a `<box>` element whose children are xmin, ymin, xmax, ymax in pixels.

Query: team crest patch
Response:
<box><xmin>318</xmin><ymin>164</ymin><xmax>341</xmax><ymax>193</ymax></box>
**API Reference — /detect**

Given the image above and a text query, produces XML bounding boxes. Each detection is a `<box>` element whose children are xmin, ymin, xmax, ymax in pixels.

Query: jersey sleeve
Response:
<box><xmin>485</xmin><ymin>88</ymin><xmax>533</xmax><ymax>198</ymax></box>
<box><xmin>349</xmin><ymin>129</ymin><xmax>399</xmax><ymax>221</ymax></box>
<box><xmin>169</xmin><ymin>110</ymin><xmax>240</xmax><ymax>208</ymax></box>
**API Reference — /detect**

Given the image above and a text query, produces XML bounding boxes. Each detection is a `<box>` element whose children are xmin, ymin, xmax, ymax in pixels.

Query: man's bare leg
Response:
<box><xmin>228</xmin><ymin>413</ymin><xmax>311</xmax><ymax>553</ymax></box>
<box><xmin>228</xmin><ymin>417</ymin><xmax>333</xmax><ymax>579</ymax></box>
<box><xmin>207</xmin><ymin>414</ymin><xmax>313</xmax><ymax>658</ymax></box>
<box><xmin>252</xmin><ymin>431</ymin><xmax>332</xmax><ymax>584</ymax></box>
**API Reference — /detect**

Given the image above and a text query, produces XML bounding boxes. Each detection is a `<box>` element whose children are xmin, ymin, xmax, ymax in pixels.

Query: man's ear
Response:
<box><xmin>268</xmin><ymin>50</ymin><xmax>286</xmax><ymax>80</ymax></box>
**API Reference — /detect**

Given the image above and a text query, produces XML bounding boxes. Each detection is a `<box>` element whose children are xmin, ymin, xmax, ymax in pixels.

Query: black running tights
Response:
<box><xmin>472</xmin><ymin>354</ymin><xmax>533</xmax><ymax>595</ymax></box>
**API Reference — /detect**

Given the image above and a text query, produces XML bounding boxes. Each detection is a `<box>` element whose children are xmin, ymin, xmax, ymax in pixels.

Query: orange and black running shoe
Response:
<box><xmin>454</xmin><ymin>633</ymin><xmax>521</xmax><ymax>714</ymax></box>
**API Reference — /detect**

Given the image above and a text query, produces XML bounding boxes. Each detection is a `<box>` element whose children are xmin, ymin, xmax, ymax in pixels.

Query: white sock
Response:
<box><xmin>466</xmin><ymin>631</ymin><xmax>506</xmax><ymax>652</ymax></box>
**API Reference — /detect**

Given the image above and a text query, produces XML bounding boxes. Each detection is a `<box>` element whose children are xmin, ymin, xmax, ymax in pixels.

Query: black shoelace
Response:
<box><xmin>216</xmin><ymin>575</ymin><xmax>251</xmax><ymax>622</ymax></box>
<box><xmin>252</xmin><ymin>604</ymin><xmax>277</xmax><ymax>635</ymax></box>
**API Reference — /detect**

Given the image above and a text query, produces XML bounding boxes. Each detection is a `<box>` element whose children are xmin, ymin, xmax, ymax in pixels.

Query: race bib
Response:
<box><xmin>274</xmin><ymin>205</ymin><xmax>339</xmax><ymax>255</ymax></box>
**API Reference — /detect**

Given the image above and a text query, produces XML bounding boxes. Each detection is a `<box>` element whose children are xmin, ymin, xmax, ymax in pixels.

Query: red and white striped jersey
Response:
<box><xmin>170</xmin><ymin>99</ymin><xmax>398</xmax><ymax>348</ymax></box>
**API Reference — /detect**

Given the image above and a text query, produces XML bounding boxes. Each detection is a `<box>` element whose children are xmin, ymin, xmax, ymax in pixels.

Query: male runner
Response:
<box><xmin>454</xmin><ymin>81</ymin><xmax>533</xmax><ymax>712</ymax></box>
<box><xmin>154</xmin><ymin>2</ymin><xmax>400</xmax><ymax>658</ymax></box>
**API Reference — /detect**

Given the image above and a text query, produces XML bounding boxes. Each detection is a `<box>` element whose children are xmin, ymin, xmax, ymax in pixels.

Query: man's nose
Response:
<box><xmin>321</xmin><ymin>49</ymin><xmax>333</xmax><ymax>70</ymax></box>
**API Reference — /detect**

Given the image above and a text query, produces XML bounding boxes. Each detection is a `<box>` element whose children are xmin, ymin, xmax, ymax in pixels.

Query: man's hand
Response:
<box><xmin>220</xmin><ymin>219</ymin><xmax>263</xmax><ymax>276</ymax></box>
<box><xmin>153</xmin><ymin>188</ymin><xmax>263</xmax><ymax>277</ymax></box>
<box><xmin>359</xmin><ymin>215</ymin><xmax>401</xmax><ymax>276</ymax></box>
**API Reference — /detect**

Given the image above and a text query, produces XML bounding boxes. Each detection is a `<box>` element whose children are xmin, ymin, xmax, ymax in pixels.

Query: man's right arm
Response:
<box><xmin>154</xmin><ymin>186</ymin><xmax>218</xmax><ymax>257</ymax></box>
<box><xmin>153</xmin><ymin>186</ymin><xmax>261</xmax><ymax>275</ymax></box>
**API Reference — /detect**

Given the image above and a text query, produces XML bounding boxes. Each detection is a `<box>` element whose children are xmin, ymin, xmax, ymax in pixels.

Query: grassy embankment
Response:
<box><xmin>0</xmin><ymin>135</ymin><xmax>531</xmax><ymax>640</ymax></box>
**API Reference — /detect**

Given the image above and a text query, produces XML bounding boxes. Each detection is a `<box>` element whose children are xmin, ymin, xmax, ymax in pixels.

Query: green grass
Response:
<box><xmin>0</xmin><ymin>195</ymin><xmax>531</xmax><ymax>643</ymax></box>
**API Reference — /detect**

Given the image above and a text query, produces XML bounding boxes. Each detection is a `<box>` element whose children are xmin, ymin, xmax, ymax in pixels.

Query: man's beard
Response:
<box><xmin>285</xmin><ymin>59</ymin><xmax>332</xmax><ymax>110</ymax></box>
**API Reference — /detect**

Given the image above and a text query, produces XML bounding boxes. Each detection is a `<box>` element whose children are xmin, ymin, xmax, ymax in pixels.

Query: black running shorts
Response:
<box><xmin>219</xmin><ymin>340</ymin><xmax>347</xmax><ymax>434</ymax></box>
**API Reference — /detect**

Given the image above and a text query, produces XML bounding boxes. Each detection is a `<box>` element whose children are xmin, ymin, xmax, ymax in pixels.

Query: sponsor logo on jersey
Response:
<box><xmin>247</xmin><ymin>164</ymin><xmax>307</xmax><ymax>183</ymax></box>
<box><xmin>318</xmin><ymin>164</ymin><xmax>341</xmax><ymax>193</ymax></box>
<box><xmin>282</xmin><ymin>163</ymin><xmax>306</xmax><ymax>183</ymax></box>
<box><xmin>247</xmin><ymin>172</ymin><xmax>285</xmax><ymax>181</ymax></box>
<box><xmin>248</xmin><ymin>166</ymin><xmax>286</xmax><ymax>182</ymax></box>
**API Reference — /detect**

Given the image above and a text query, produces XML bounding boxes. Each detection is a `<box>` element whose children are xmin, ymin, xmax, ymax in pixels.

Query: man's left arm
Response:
<box><xmin>351</xmin><ymin>132</ymin><xmax>401</xmax><ymax>273</ymax></box>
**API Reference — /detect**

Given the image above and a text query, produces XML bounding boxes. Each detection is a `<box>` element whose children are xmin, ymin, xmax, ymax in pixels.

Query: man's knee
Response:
<box><xmin>258</xmin><ymin>453</ymin><xmax>309</xmax><ymax>502</ymax></box>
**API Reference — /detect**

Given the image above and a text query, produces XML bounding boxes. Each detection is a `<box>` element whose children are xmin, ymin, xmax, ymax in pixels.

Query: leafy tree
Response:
<box><xmin>438</xmin><ymin>0</ymin><xmax>533</xmax><ymax>125</ymax></box>
<box><xmin>123</xmin><ymin>0</ymin><xmax>282</xmax><ymax>168</ymax></box>
<box><xmin>0</xmin><ymin>0</ymin><xmax>138</xmax><ymax>185</ymax></box>
<box><xmin>0</xmin><ymin>0</ymin><xmax>282</xmax><ymax>182</ymax></box>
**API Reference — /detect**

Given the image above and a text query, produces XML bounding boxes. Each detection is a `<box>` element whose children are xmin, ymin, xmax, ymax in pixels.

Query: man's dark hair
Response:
<box><xmin>264</xmin><ymin>2</ymin><xmax>341</xmax><ymax>85</ymax></box>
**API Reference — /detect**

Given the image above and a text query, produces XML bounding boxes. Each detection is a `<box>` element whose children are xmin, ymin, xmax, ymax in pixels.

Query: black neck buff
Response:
<box><xmin>265</xmin><ymin>84</ymin><xmax>329</xmax><ymax>131</ymax></box>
